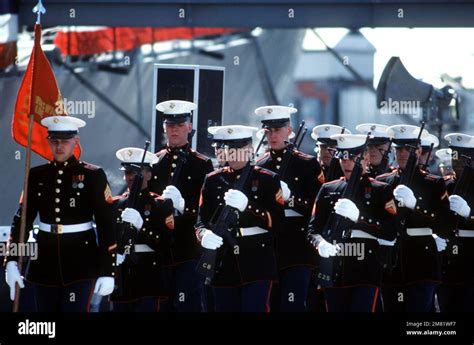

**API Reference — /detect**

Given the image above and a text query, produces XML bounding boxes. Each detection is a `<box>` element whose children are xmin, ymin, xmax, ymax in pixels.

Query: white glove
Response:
<box><xmin>162</xmin><ymin>185</ymin><xmax>185</xmax><ymax>213</ymax></box>
<box><xmin>201</xmin><ymin>229</ymin><xmax>224</xmax><ymax>250</ymax></box>
<box><xmin>121</xmin><ymin>208</ymin><xmax>143</xmax><ymax>230</ymax></box>
<box><xmin>393</xmin><ymin>185</ymin><xmax>416</xmax><ymax>210</ymax></box>
<box><xmin>449</xmin><ymin>195</ymin><xmax>471</xmax><ymax>219</ymax></box>
<box><xmin>280</xmin><ymin>181</ymin><xmax>291</xmax><ymax>202</ymax></box>
<box><xmin>224</xmin><ymin>189</ymin><xmax>248</xmax><ymax>212</ymax></box>
<box><xmin>5</xmin><ymin>261</ymin><xmax>24</xmax><ymax>301</ymax></box>
<box><xmin>317</xmin><ymin>239</ymin><xmax>340</xmax><ymax>258</ymax></box>
<box><xmin>116</xmin><ymin>253</ymin><xmax>126</xmax><ymax>266</ymax></box>
<box><xmin>93</xmin><ymin>277</ymin><xmax>115</xmax><ymax>296</ymax></box>
<box><xmin>432</xmin><ymin>234</ymin><xmax>447</xmax><ymax>252</ymax></box>
<box><xmin>378</xmin><ymin>238</ymin><xmax>397</xmax><ymax>246</ymax></box>
<box><xmin>334</xmin><ymin>198</ymin><xmax>360</xmax><ymax>222</ymax></box>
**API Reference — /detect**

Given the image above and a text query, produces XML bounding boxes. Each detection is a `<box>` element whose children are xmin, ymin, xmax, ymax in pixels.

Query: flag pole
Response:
<box><xmin>12</xmin><ymin>0</ymin><xmax>46</xmax><ymax>313</ymax></box>
<box><xmin>12</xmin><ymin>115</ymin><xmax>34</xmax><ymax>313</ymax></box>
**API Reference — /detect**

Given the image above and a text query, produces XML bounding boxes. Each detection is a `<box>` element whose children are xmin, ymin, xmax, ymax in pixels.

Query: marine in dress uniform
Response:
<box><xmin>355</xmin><ymin>123</ymin><xmax>394</xmax><ymax>311</ymax></box>
<box><xmin>435</xmin><ymin>148</ymin><xmax>454</xmax><ymax>178</ymax></box>
<box><xmin>148</xmin><ymin>100</ymin><xmax>214</xmax><ymax>312</ymax></box>
<box><xmin>254</xmin><ymin>105</ymin><xmax>324</xmax><ymax>312</ymax></box>
<box><xmin>196</xmin><ymin>125</ymin><xmax>285</xmax><ymax>312</ymax></box>
<box><xmin>5</xmin><ymin>116</ymin><xmax>116</xmax><ymax>312</ymax></box>
<box><xmin>111</xmin><ymin>148</ymin><xmax>175</xmax><ymax>312</ymax></box>
<box><xmin>307</xmin><ymin>134</ymin><xmax>398</xmax><ymax>312</ymax></box>
<box><xmin>376</xmin><ymin>125</ymin><xmax>452</xmax><ymax>312</ymax></box>
<box><xmin>355</xmin><ymin>123</ymin><xmax>393</xmax><ymax>178</ymax></box>
<box><xmin>311</xmin><ymin>125</ymin><xmax>351</xmax><ymax>182</ymax></box>
<box><xmin>308</xmin><ymin>124</ymin><xmax>351</xmax><ymax>312</ymax></box>
<box><xmin>437</xmin><ymin>133</ymin><xmax>474</xmax><ymax>312</ymax></box>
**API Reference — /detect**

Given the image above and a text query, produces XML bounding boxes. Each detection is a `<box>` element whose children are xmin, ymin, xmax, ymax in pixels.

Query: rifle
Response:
<box><xmin>317</xmin><ymin>134</ymin><xmax>370</xmax><ymax>287</ymax></box>
<box><xmin>197</xmin><ymin>159</ymin><xmax>255</xmax><ymax>284</ymax></box>
<box><xmin>398</xmin><ymin>122</ymin><xmax>425</xmax><ymax>187</ymax></box>
<box><xmin>255</xmin><ymin>127</ymin><xmax>267</xmax><ymax>158</ymax></box>
<box><xmin>377</xmin><ymin>138</ymin><xmax>393</xmax><ymax>174</ymax></box>
<box><xmin>292</xmin><ymin>121</ymin><xmax>306</xmax><ymax>148</ymax></box>
<box><xmin>295</xmin><ymin>125</ymin><xmax>308</xmax><ymax>149</ymax></box>
<box><xmin>326</xmin><ymin>127</ymin><xmax>346</xmax><ymax>182</ymax></box>
<box><xmin>116</xmin><ymin>141</ymin><xmax>150</xmax><ymax>296</ymax></box>
<box><xmin>421</xmin><ymin>143</ymin><xmax>434</xmax><ymax>171</ymax></box>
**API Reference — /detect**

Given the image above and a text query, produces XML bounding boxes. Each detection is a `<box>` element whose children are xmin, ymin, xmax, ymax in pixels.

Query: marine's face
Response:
<box><xmin>164</xmin><ymin>121</ymin><xmax>192</xmax><ymax>148</ymax></box>
<box><xmin>266</xmin><ymin>126</ymin><xmax>291</xmax><ymax>150</ymax></box>
<box><xmin>368</xmin><ymin>142</ymin><xmax>389</xmax><ymax>166</ymax></box>
<box><xmin>339</xmin><ymin>152</ymin><xmax>369</xmax><ymax>179</ymax></box>
<box><xmin>48</xmin><ymin>137</ymin><xmax>79</xmax><ymax>163</ymax></box>
<box><xmin>318</xmin><ymin>144</ymin><xmax>336</xmax><ymax>167</ymax></box>
<box><xmin>452</xmin><ymin>153</ymin><xmax>472</xmax><ymax>177</ymax></box>
<box><xmin>214</xmin><ymin>146</ymin><xmax>226</xmax><ymax>167</ymax></box>
<box><xmin>124</xmin><ymin>168</ymin><xmax>151</xmax><ymax>190</ymax></box>
<box><xmin>227</xmin><ymin>144</ymin><xmax>253</xmax><ymax>170</ymax></box>
<box><xmin>395</xmin><ymin>146</ymin><xmax>422</xmax><ymax>170</ymax></box>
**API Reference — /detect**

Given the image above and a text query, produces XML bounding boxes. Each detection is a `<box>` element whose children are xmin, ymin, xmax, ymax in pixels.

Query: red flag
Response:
<box><xmin>12</xmin><ymin>24</ymin><xmax>81</xmax><ymax>161</ymax></box>
<box><xmin>54</xmin><ymin>27</ymin><xmax>242</xmax><ymax>56</ymax></box>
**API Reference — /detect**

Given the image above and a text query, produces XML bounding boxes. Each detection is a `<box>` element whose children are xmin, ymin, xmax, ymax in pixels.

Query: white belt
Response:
<box><xmin>457</xmin><ymin>230</ymin><xmax>474</xmax><ymax>238</ymax></box>
<box><xmin>284</xmin><ymin>209</ymin><xmax>303</xmax><ymax>217</ymax></box>
<box><xmin>39</xmin><ymin>221</ymin><xmax>93</xmax><ymax>234</ymax></box>
<box><xmin>349</xmin><ymin>230</ymin><xmax>377</xmax><ymax>240</ymax></box>
<box><xmin>239</xmin><ymin>227</ymin><xmax>268</xmax><ymax>237</ymax></box>
<box><xmin>133</xmin><ymin>244</ymin><xmax>154</xmax><ymax>253</ymax></box>
<box><xmin>406</xmin><ymin>228</ymin><xmax>433</xmax><ymax>236</ymax></box>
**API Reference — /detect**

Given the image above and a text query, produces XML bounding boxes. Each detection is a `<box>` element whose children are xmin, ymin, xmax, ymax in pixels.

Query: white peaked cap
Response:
<box><xmin>311</xmin><ymin>124</ymin><xmax>351</xmax><ymax>142</ymax></box>
<box><xmin>331</xmin><ymin>134</ymin><xmax>369</xmax><ymax>150</ymax></box>
<box><xmin>116</xmin><ymin>147</ymin><xmax>159</xmax><ymax>165</ymax></box>
<box><xmin>156</xmin><ymin>100</ymin><xmax>197</xmax><ymax>114</ymax></box>
<box><xmin>444</xmin><ymin>133</ymin><xmax>474</xmax><ymax>149</ymax></box>
<box><xmin>435</xmin><ymin>148</ymin><xmax>452</xmax><ymax>165</ymax></box>
<box><xmin>421</xmin><ymin>133</ymin><xmax>439</xmax><ymax>149</ymax></box>
<box><xmin>41</xmin><ymin>116</ymin><xmax>86</xmax><ymax>132</ymax></box>
<box><xmin>356</xmin><ymin>123</ymin><xmax>391</xmax><ymax>139</ymax></box>
<box><xmin>254</xmin><ymin>105</ymin><xmax>297</xmax><ymax>122</ymax></box>
<box><xmin>208</xmin><ymin>125</ymin><xmax>258</xmax><ymax>141</ymax></box>
<box><xmin>387</xmin><ymin>124</ymin><xmax>429</xmax><ymax>141</ymax></box>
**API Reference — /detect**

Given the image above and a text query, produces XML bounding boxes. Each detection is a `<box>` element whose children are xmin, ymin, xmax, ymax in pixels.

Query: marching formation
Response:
<box><xmin>4</xmin><ymin>101</ymin><xmax>474</xmax><ymax>313</ymax></box>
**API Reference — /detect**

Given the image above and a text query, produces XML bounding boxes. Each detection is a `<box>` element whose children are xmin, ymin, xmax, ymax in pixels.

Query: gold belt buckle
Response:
<box><xmin>51</xmin><ymin>224</ymin><xmax>63</xmax><ymax>234</ymax></box>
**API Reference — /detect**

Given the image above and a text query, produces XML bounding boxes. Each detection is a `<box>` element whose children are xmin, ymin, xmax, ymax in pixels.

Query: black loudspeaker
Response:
<box><xmin>377</xmin><ymin>56</ymin><xmax>433</xmax><ymax>107</ymax></box>
<box><xmin>376</xmin><ymin>57</ymin><xmax>458</xmax><ymax>126</ymax></box>
<box><xmin>151</xmin><ymin>64</ymin><xmax>225</xmax><ymax>158</ymax></box>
